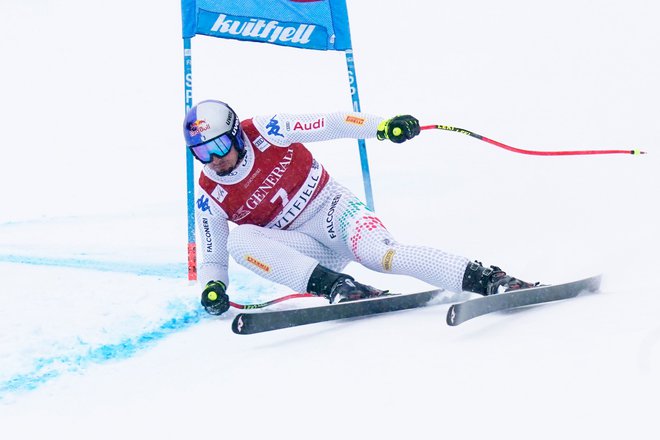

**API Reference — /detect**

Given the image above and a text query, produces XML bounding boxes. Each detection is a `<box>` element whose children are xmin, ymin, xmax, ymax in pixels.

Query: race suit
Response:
<box><xmin>195</xmin><ymin>112</ymin><xmax>470</xmax><ymax>293</ymax></box>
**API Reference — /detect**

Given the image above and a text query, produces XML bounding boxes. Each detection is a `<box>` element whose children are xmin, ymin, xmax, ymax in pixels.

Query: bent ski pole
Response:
<box><xmin>421</xmin><ymin>124</ymin><xmax>646</xmax><ymax>156</ymax></box>
<box><xmin>229</xmin><ymin>293</ymin><xmax>315</xmax><ymax>310</ymax></box>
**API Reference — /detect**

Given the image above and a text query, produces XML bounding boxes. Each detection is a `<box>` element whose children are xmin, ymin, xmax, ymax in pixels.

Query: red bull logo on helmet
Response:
<box><xmin>189</xmin><ymin>119</ymin><xmax>211</xmax><ymax>137</ymax></box>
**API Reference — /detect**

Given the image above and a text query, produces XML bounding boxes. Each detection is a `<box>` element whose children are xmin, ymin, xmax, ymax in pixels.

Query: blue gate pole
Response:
<box><xmin>183</xmin><ymin>37</ymin><xmax>197</xmax><ymax>281</ymax></box>
<box><xmin>344</xmin><ymin>50</ymin><xmax>375</xmax><ymax>211</ymax></box>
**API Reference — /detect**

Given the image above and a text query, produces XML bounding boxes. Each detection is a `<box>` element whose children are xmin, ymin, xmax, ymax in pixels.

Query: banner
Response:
<box><xmin>181</xmin><ymin>0</ymin><xmax>353</xmax><ymax>51</ymax></box>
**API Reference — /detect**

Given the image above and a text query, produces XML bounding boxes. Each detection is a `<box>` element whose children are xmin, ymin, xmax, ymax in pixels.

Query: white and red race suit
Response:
<box><xmin>195</xmin><ymin>112</ymin><xmax>469</xmax><ymax>294</ymax></box>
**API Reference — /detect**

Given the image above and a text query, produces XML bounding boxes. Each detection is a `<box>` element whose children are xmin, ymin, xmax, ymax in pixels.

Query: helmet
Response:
<box><xmin>183</xmin><ymin>100</ymin><xmax>245</xmax><ymax>163</ymax></box>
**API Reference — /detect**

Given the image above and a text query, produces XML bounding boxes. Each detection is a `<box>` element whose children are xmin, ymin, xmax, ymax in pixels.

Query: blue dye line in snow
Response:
<box><xmin>0</xmin><ymin>254</ymin><xmax>196</xmax><ymax>400</ymax></box>
<box><xmin>0</xmin><ymin>254</ymin><xmax>186</xmax><ymax>278</ymax></box>
<box><xmin>0</xmin><ymin>303</ymin><xmax>207</xmax><ymax>400</ymax></box>
<box><xmin>0</xmin><ymin>253</ymin><xmax>279</xmax><ymax>400</ymax></box>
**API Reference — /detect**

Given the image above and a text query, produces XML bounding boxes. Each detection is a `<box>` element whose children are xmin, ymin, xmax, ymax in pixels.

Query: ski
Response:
<box><xmin>232</xmin><ymin>289</ymin><xmax>449</xmax><ymax>335</ymax></box>
<box><xmin>446</xmin><ymin>274</ymin><xmax>602</xmax><ymax>326</ymax></box>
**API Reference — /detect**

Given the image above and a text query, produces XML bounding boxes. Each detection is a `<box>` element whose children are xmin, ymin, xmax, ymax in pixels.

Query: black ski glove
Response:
<box><xmin>376</xmin><ymin>115</ymin><xmax>420</xmax><ymax>143</ymax></box>
<box><xmin>201</xmin><ymin>280</ymin><xmax>230</xmax><ymax>315</ymax></box>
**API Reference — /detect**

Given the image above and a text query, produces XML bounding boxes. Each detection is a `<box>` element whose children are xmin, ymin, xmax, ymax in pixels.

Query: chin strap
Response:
<box><xmin>237</xmin><ymin>144</ymin><xmax>247</xmax><ymax>161</ymax></box>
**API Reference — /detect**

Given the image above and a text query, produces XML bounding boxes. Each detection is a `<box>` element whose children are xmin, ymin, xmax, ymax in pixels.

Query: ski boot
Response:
<box><xmin>462</xmin><ymin>261</ymin><xmax>537</xmax><ymax>296</ymax></box>
<box><xmin>306</xmin><ymin>265</ymin><xmax>387</xmax><ymax>304</ymax></box>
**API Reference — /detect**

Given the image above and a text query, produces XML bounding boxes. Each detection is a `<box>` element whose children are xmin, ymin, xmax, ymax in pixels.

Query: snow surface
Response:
<box><xmin>1</xmin><ymin>1</ymin><xmax>659</xmax><ymax>439</ymax></box>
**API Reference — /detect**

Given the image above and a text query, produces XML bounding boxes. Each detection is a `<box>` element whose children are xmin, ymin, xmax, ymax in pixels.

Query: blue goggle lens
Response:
<box><xmin>190</xmin><ymin>134</ymin><xmax>234</xmax><ymax>163</ymax></box>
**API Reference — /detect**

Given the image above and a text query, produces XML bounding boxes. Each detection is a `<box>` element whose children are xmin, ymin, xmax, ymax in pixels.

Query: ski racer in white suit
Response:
<box><xmin>183</xmin><ymin>100</ymin><xmax>535</xmax><ymax>315</ymax></box>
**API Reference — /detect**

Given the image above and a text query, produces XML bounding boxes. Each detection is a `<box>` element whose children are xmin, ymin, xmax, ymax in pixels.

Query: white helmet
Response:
<box><xmin>183</xmin><ymin>100</ymin><xmax>245</xmax><ymax>163</ymax></box>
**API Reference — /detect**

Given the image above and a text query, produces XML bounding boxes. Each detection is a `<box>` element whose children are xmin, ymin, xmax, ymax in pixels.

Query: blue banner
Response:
<box><xmin>181</xmin><ymin>0</ymin><xmax>353</xmax><ymax>51</ymax></box>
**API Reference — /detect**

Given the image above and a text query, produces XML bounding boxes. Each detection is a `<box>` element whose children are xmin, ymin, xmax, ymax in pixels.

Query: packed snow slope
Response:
<box><xmin>1</xmin><ymin>1</ymin><xmax>658</xmax><ymax>439</ymax></box>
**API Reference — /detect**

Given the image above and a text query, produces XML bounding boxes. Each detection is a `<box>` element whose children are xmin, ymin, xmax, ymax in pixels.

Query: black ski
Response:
<box><xmin>232</xmin><ymin>289</ymin><xmax>449</xmax><ymax>335</ymax></box>
<box><xmin>446</xmin><ymin>274</ymin><xmax>602</xmax><ymax>326</ymax></box>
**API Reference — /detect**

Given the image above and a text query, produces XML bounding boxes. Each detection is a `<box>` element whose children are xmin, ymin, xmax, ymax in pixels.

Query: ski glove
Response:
<box><xmin>201</xmin><ymin>280</ymin><xmax>230</xmax><ymax>315</ymax></box>
<box><xmin>377</xmin><ymin>115</ymin><xmax>420</xmax><ymax>144</ymax></box>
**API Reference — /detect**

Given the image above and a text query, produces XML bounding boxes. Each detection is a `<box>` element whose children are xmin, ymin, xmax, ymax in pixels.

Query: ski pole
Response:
<box><xmin>421</xmin><ymin>124</ymin><xmax>646</xmax><ymax>156</ymax></box>
<box><xmin>229</xmin><ymin>293</ymin><xmax>315</xmax><ymax>310</ymax></box>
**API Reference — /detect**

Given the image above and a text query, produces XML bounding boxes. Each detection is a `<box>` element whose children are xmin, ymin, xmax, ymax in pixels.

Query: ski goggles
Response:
<box><xmin>189</xmin><ymin>134</ymin><xmax>235</xmax><ymax>163</ymax></box>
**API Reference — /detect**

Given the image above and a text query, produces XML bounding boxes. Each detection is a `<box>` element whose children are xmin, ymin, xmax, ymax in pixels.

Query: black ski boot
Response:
<box><xmin>306</xmin><ymin>265</ymin><xmax>386</xmax><ymax>304</ymax></box>
<box><xmin>462</xmin><ymin>261</ymin><xmax>537</xmax><ymax>296</ymax></box>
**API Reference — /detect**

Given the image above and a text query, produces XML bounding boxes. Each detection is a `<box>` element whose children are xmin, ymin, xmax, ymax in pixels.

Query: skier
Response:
<box><xmin>184</xmin><ymin>100</ymin><xmax>535</xmax><ymax>315</ymax></box>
